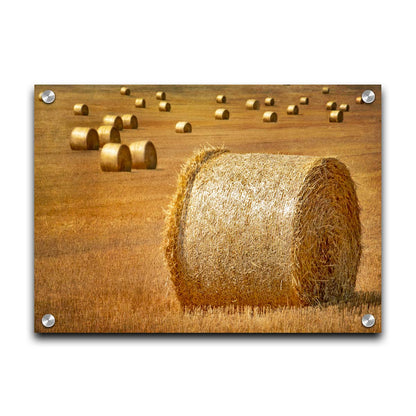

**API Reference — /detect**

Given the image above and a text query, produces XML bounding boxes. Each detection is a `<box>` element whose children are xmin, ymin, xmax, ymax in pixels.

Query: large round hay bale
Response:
<box><xmin>356</xmin><ymin>96</ymin><xmax>363</xmax><ymax>104</ymax></box>
<box><xmin>103</xmin><ymin>115</ymin><xmax>123</xmax><ymax>130</ymax></box>
<box><xmin>121</xmin><ymin>114</ymin><xmax>138</xmax><ymax>129</ymax></box>
<box><xmin>299</xmin><ymin>97</ymin><xmax>309</xmax><ymax>105</ymax></box>
<box><xmin>215</xmin><ymin>109</ymin><xmax>229</xmax><ymax>120</ymax></box>
<box><xmin>100</xmin><ymin>143</ymin><xmax>132</xmax><ymax>172</ymax></box>
<box><xmin>164</xmin><ymin>147</ymin><xmax>361</xmax><ymax>308</ymax></box>
<box><xmin>97</xmin><ymin>126</ymin><xmax>121</xmax><ymax>147</ymax></box>
<box><xmin>70</xmin><ymin>127</ymin><xmax>99</xmax><ymax>150</ymax></box>
<box><xmin>339</xmin><ymin>104</ymin><xmax>350</xmax><ymax>112</ymax></box>
<box><xmin>329</xmin><ymin>110</ymin><xmax>343</xmax><ymax>122</ymax></box>
<box><xmin>135</xmin><ymin>98</ymin><xmax>146</xmax><ymax>108</ymax></box>
<box><xmin>262</xmin><ymin>111</ymin><xmax>277</xmax><ymax>122</ymax></box>
<box><xmin>326</xmin><ymin>101</ymin><xmax>337</xmax><ymax>110</ymax></box>
<box><xmin>73</xmin><ymin>103</ymin><xmax>89</xmax><ymax>115</ymax></box>
<box><xmin>322</xmin><ymin>87</ymin><xmax>330</xmax><ymax>94</ymax></box>
<box><xmin>159</xmin><ymin>101</ymin><xmax>171</xmax><ymax>112</ymax></box>
<box><xmin>156</xmin><ymin>91</ymin><xmax>166</xmax><ymax>100</ymax></box>
<box><xmin>175</xmin><ymin>121</ymin><xmax>192</xmax><ymax>133</ymax></box>
<box><xmin>216</xmin><ymin>95</ymin><xmax>226</xmax><ymax>103</ymax></box>
<box><xmin>265</xmin><ymin>97</ymin><xmax>275</xmax><ymax>106</ymax></box>
<box><xmin>129</xmin><ymin>141</ymin><xmax>157</xmax><ymax>169</ymax></box>
<box><xmin>246</xmin><ymin>99</ymin><xmax>260</xmax><ymax>110</ymax></box>
<box><xmin>287</xmin><ymin>104</ymin><xmax>299</xmax><ymax>115</ymax></box>
<box><xmin>120</xmin><ymin>87</ymin><xmax>130</xmax><ymax>95</ymax></box>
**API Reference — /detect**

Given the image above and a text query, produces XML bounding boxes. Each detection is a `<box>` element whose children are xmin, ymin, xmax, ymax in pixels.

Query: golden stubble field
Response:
<box><xmin>34</xmin><ymin>84</ymin><xmax>381</xmax><ymax>333</ymax></box>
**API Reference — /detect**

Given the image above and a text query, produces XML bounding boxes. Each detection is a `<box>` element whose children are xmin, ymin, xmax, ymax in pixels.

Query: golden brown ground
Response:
<box><xmin>34</xmin><ymin>84</ymin><xmax>381</xmax><ymax>333</ymax></box>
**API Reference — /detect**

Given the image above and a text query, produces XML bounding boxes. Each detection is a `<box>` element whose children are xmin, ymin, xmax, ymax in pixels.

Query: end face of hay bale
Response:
<box><xmin>216</xmin><ymin>95</ymin><xmax>226</xmax><ymax>103</ymax></box>
<box><xmin>356</xmin><ymin>96</ymin><xmax>363</xmax><ymax>104</ymax></box>
<box><xmin>135</xmin><ymin>98</ymin><xmax>146</xmax><ymax>108</ymax></box>
<box><xmin>175</xmin><ymin>121</ymin><xmax>192</xmax><ymax>133</ymax></box>
<box><xmin>326</xmin><ymin>101</ymin><xmax>337</xmax><ymax>110</ymax></box>
<box><xmin>265</xmin><ymin>97</ymin><xmax>275</xmax><ymax>106</ymax></box>
<box><xmin>100</xmin><ymin>143</ymin><xmax>132</xmax><ymax>172</ymax></box>
<box><xmin>215</xmin><ymin>108</ymin><xmax>229</xmax><ymax>120</ymax></box>
<box><xmin>129</xmin><ymin>141</ymin><xmax>157</xmax><ymax>169</ymax></box>
<box><xmin>287</xmin><ymin>105</ymin><xmax>299</xmax><ymax>115</ymax></box>
<box><xmin>322</xmin><ymin>87</ymin><xmax>330</xmax><ymax>94</ymax></box>
<box><xmin>299</xmin><ymin>97</ymin><xmax>309</xmax><ymax>105</ymax></box>
<box><xmin>121</xmin><ymin>114</ymin><xmax>138</xmax><ymax>129</ymax></box>
<box><xmin>120</xmin><ymin>87</ymin><xmax>130</xmax><ymax>95</ymax></box>
<box><xmin>262</xmin><ymin>111</ymin><xmax>277</xmax><ymax>122</ymax></box>
<box><xmin>156</xmin><ymin>91</ymin><xmax>166</xmax><ymax>100</ymax></box>
<box><xmin>246</xmin><ymin>99</ymin><xmax>260</xmax><ymax>110</ymax></box>
<box><xmin>159</xmin><ymin>101</ymin><xmax>171</xmax><ymax>112</ymax></box>
<box><xmin>329</xmin><ymin>110</ymin><xmax>343</xmax><ymax>122</ymax></box>
<box><xmin>70</xmin><ymin>127</ymin><xmax>99</xmax><ymax>150</ymax></box>
<box><xmin>73</xmin><ymin>103</ymin><xmax>89</xmax><ymax>115</ymax></box>
<box><xmin>103</xmin><ymin>115</ymin><xmax>123</xmax><ymax>130</ymax></box>
<box><xmin>339</xmin><ymin>104</ymin><xmax>350</xmax><ymax>112</ymax></box>
<box><xmin>97</xmin><ymin>125</ymin><xmax>121</xmax><ymax>147</ymax></box>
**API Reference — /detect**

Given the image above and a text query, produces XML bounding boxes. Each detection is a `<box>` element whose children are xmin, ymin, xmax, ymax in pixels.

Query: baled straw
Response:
<box><xmin>326</xmin><ymin>101</ymin><xmax>337</xmax><ymax>110</ymax></box>
<box><xmin>262</xmin><ymin>111</ymin><xmax>277</xmax><ymax>122</ymax></box>
<box><xmin>97</xmin><ymin>126</ymin><xmax>121</xmax><ymax>147</ymax></box>
<box><xmin>322</xmin><ymin>87</ymin><xmax>330</xmax><ymax>94</ymax></box>
<box><xmin>246</xmin><ymin>99</ymin><xmax>260</xmax><ymax>110</ymax></box>
<box><xmin>100</xmin><ymin>143</ymin><xmax>132</xmax><ymax>172</ymax></box>
<box><xmin>103</xmin><ymin>115</ymin><xmax>123</xmax><ymax>130</ymax></box>
<box><xmin>339</xmin><ymin>104</ymin><xmax>350</xmax><ymax>112</ymax></box>
<box><xmin>156</xmin><ymin>91</ymin><xmax>166</xmax><ymax>100</ymax></box>
<box><xmin>70</xmin><ymin>127</ymin><xmax>99</xmax><ymax>150</ymax></box>
<box><xmin>356</xmin><ymin>96</ymin><xmax>363</xmax><ymax>104</ymax></box>
<box><xmin>121</xmin><ymin>114</ymin><xmax>138</xmax><ymax>129</ymax></box>
<box><xmin>159</xmin><ymin>101</ymin><xmax>171</xmax><ymax>112</ymax></box>
<box><xmin>216</xmin><ymin>95</ymin><xmax>226</xmax><ymax>103</ymax></box>
<box><xmin>215</xmin><ymin>109</ymin><xmax>229</xmax><ymax>120</ymax></box>
<box><xmin>299</xmin><ymin>97</ymin><xmax>309</xmax><ymax>105</ymax></box>
<box><xmin>135</xmin><ymin>98</ymin><xmax>146</xmax><ymax>108</ymax></box>
<box><xmin>329</xmin><ymin>110</ymin><xmax>343</xmax><ymax>122</ymax></box>
<box><xmin>120</xmin><ymin>87</ymin><xmax>131</xmax><ymax>95</ymax></box>
<box><xmin>175</xmin><ymin>121</ymin><xmax>192</xmax><ymax>133</ymax></box>
<box><xmin>73</xmin><ymin>103</ymin><xmax>89</xmax><ymax>115</ymax></box>
<box><xmin>287</xmin><ymin>104</ymin><xmax>299</xmax><ymax>115</ymax></box>
<box><xmin>265</xmin><ymin>97</ymin><xmax>275</xmax><ymax>106</ymax></box>
<box><xmin>163</xmin><ymin>147</ymin><xmax>361</xmax><ymax>308</ymax></box>
<box><xmin>129</xmin><ymin>141</ymin><xmax>157</xmax><ymax>169</ymax></box>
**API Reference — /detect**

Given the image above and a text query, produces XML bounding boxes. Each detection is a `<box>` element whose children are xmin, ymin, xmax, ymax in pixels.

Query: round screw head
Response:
<box><xmin>40</xmin><ymin>90</ymin><xmax>56</xmax><ymax>104</ymax></box>
<box><xmin>361</xmin><ymin>313</ymin><xmax>375</xmax><ymax>328</ymax></box>
<box><xmin>362</xmin><ymin>89</ymin><xmax>375</xmax><ymax>104</ymax></box>
<box><xmin>42</xmin><ymin>314</ymin><xmax>55</xmax><ymax>328</ymax></box>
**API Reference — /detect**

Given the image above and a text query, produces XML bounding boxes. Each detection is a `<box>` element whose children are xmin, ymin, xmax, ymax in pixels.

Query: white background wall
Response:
<box><xmin>1</xmin><ymin>1</ymin><xmax>414</xmax><ymax>415</ymax></box>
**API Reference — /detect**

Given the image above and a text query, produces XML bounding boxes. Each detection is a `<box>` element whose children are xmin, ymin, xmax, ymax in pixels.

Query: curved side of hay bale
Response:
<box><xmin>135</xmin><ymin>98</ymin><xmax>146</xmax><ymax>108</ymax></box>
<box><xmin>159</xmin><ymin>101</ymin><xmax>171</xmax><ymax>112</ymax></box>
<box><xmin>356</xmin><ymin>96</ymin><xmax>363</xmax><ymax>104</ymax></box>
<box><xmin>326</xmin><ymin>101</ymin><xmax>337</xmax><ymax>110</ymax></box>
<box><xmin>215</xmin><ymin>109</ymin><xmax>229</xmax><ymax>120</ymax></box>
<box><xmin>246</xmin><ymin>99</ymin><xmax>260</xmax><ymax>110</ymax></box>
<box><xmin>262</xmin><ymin>111</ymin><xmax>277</xmax><ymax>122</ymax></box>
<box><xmin>329</xmin><ymin>110</ymin><xmax>343</xmax><ymax>122</ymax></box>
<box><xmin>100</xmin><ymin>143</ymin><xmax>132</xmax><ymax>172</ymax></box>
<box><xmin>73</xmin><ymin>103</ymin><xmax>89</xmax><ymax>115</ymax></box>
<box><xmin>216</xmin><ymin>95</ymin><xmax>226</xmax><ymax>103</ymax></box>
<box><xmin>156</xmin><ymin>91</ymin><xmax>166</xmax><ymax>100</ymax></box>
<box><xmin>121</xmin><ymin>114</ymin><xmax>138</xmax><ymax>129</ymax></box>
<box><xmin>120</xmin><ymin>87</ymin><xmax>131</xmax><ymax>95</ymax></box>
<box><xmin>97</xmin><ymin>126</ymin><xmax>121</xmax><ymax>147</ymax></box>
<box><xmin>175</xmin><ymin>121</ymin><xmax>192</xmax><ymax>133</ymax></box>
<box><xmin>322</xmin><ymin>87</ymin><xmax>330</xmax><ymax>94</ymax></box>
<box><xmin>163</xmin><ymin>148</ymin><xmax>361</xmax><ymax>308</ymax></box>
<box><xmin>70</xmin><ymin>127</ymin><xmax>99</xmax><ymax>150</ymax></box>
<box><xmin>287</xmin><ymin>105</ymin><xmax>299</xmax><ymax>115</ymax></box>
<box><xmin>129</xmin><ymin>141</ymin><xmax>157</xmax><ymax>169</ymax></box>
<box><xmin>339</xmin><ymin>104</ymin><xmax>350</xmax><ymax>112</ymax></box>
<box><xmin>265</xmin><ymin>97</ymin><xmax>275</xmax><ymax>106</ymax></box>
<box><xmin>299</xmin><ymin>97</ymin><xmax>309</xmax><ymax>105</ymax></box>
<box><xmin>103</xmin><ymin>115</ymin><xmax>123</xmax><ymax>130</ymax></box>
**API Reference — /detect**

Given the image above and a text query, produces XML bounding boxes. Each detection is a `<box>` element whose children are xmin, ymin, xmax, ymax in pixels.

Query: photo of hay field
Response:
<box><xmin>34</xmin><ymin>84</ymin><xmax>381</xmax><ymax>333</ymax></box>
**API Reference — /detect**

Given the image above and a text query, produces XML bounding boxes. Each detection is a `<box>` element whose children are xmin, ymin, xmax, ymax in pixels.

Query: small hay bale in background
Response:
<box><xmin>215</xmin><ymin>109</ymin><xmax>229</xmax><ymax>120</ymax></box>
<box><xmin>326</xmin><ymin>101</ymin><xmax>337</xmax><ymax>110</ymax></box>
<box><xmin>120</xmin><ymin>87</ymin><xmax>130</xmax><ymax>95</ymax></box>
<box><xmin>70</xmin><ymin>127</ymin><xmax>99</xmax><ymax>150</ymax></box>
<box><xmin>265</xmin><ymin>97</ymin><xmax>275</xmax><ymax>106</ymax></box>
<box><xmin>287</xmin><ymin>104</ymin><xmax>299</xmax><ymax>115</ymax></box>
<box><xmin>97</xmin><ymin>126</ymin><xmax>121</xmax><ymax>147</ymax></box>
<box><xmin>299</xmin><ymin>97</ymin><xmax>309</xmax><ymax>105</ymax></box>
<box><xmin>339</xmin><ymin>104</ymin><xmax>350</xmax><ymax>112</ymax></box>
<box><xmin>322</xmin><ymin>87</ymin><xmax>330</xmax><ymax>94</ymax></box>
<box><xmin>216</xmin><ymin>95</ymin><xmax>226</xmax><ymax>103</ymax></box>
<box><xmin>121</xmin><ymin>114</ymin><xmax>138</xmax><ymax>129</ymax></box>
<box><xmin>135</xmin><ymin>98</ymin><xmax>146</xmax><ymax>108</ymax></box>
<box><xmin>356</xmin><ymin>96</ymin><xmax>363</xmax><ymax>104</ymax></box>
<box><xmin>175</xmin><ymin>121</ymin><xmax>192</xmax><ymax>133</ymax></box>
<box><xmin>262</xmin><ymin>111</ymin><xmax>277</xmax><ymax>123</ymax></box>
<box><xmin>156</xmin><ymin>91</ymin><xmax>166</xmax><ymax>100</ymax></box>
<box><xmin>73</xmin><ymin>103</ymin><xmax>89</xmax><ymax>115</ymax></box>
<box><xmin>100</xmin><ymin>143</ymin><xmax>132</xmax><ymax>172</ymax></box>
<box><xmin>103</xmin><ymin>115</ymin><xmax>123</xmax><ymax>130</ymax></box>
<box><xmin>129</xmin><ymin>141</ymin><xmax>157</xmax><ymax>169</ymax></box>
<box><xmin>164</xmin><ymin>147</ymin><xmax>361</xmax><ymax>308</ymax></box>
<box><xmin>329</xmin><ymin>110</ymin><xmax>343</xmax><ymax>122</ymax></box>
<box><xmin>159</xmin><ymin>101</ymin><xmax>171</xmax><ymax>112</ymax></box>
<box><xmin>246</xmin><ymin>99</ymin><xmax>260</xmax><ymax>110</ymax></box>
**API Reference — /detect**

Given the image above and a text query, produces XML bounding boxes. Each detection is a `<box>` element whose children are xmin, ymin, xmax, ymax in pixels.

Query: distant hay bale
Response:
<box><xmin>322</xmin><ymin>87</ymin><xmax>330</xmax><ymax>94</ymax></box>
<box><xmin>156</xmin><ymin>91</ymin><xmax>166</xmax><ymax>100</ymax></box>
<box><xmin>216</xmin><ymin>95</ymin><xmax>226</xmax><ymax>103</ymax></box>
<box><xmin>326</xmin><ymin>101</ymin><xmax>337</xmax><ymax>110</ymax></box>
<box><xmin>287</xmin><ymin>104</ymin><xmax>299</xmax><ymax>115</ymax></box>
<box><xmin>135</xmin><ymin>98</ymin><xmax>146</xmax><ymax>108</ymax></box>
<box><xmin>100</xmin><ymin>143</ymin><xmax>132</xmax><ymax>172</ymax></box>
<box><xmin>356</xmin><ymin>96</ymin><xmax>363</xmax><ymax>104</ymax></box>
<box><xmin>164</xmin><ymin>147</ymin><xmax>361</xmax><ymax>308</ymax></box>
<box><xmin>299</xmin><ymin>97</ymin><xmax>309</xmax><ymax>105</ymax></box>
<box><xmin>159</xmin><ymin>101</ymin><xmax>171</xmax><ymax>112</ymax></box>
<box><xmin>70</xmin><ymin>127</ymin><xmax>99</xmax><ymax>150</ymax></box>
<box><xmin>121</xmin><ymin>114</ymin><xmax>138</xmax><ymax>129</ymax></box>
<box><xmin>246</xmin><ymin>99</ymin><xmax>260</xmax><ymax>110</ymax></box>
<box><xmin>120</xmin><ymin>87</ymin><xmax>130</xmax><ymax>95</ymax></box>
<box><xmin>97</xmin><ymin>126</ymin><xmax>121</xmax><ymax>147</ymax></box>
<box><xmin>329</xmin><ymin>110</ymin><xmax>343</xmax><ymax>122</ymax></box>
<box><xmin>129</xmin><ymin>141</ymin><xmax>157</xmax><ymax>169</ymax></box>
<box><xmin>262</xmin><ymin>111</ymin><xmax>277</xmax><ymax>122</ymax></box>
<box><xmin>175</xmin><ymin>121</ymin><xmax>192</xmax><ymax>133</ymax></box>
<box><xmin>265</xmin><ymin>97</ymin><xmax>275</xmax><ymax>106</ymax></box>
<box><xmin>215</xmin><ymin>109</ymin><xmax>229</xmax><ymax>120</ymax></box>
<box><xmin>73</xmin><ymin>103</ymin><xmax>89</xmax><ymax>115</ymax></box>
<box><xmin>339</xmin><ymin>104</ymin><xmax>350</xmax><ymax>112</ymax></box>
<box><xmin>103</xmin><ymin>115</ymin><xmax>123</xmax><ymax>130</ymax></box>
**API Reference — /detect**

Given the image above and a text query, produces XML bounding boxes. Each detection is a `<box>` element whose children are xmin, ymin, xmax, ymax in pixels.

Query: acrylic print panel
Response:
<box><xmin>34</xmin><ymin>85</ymin><xmax>381</xmax><ymax>333</ymax></box>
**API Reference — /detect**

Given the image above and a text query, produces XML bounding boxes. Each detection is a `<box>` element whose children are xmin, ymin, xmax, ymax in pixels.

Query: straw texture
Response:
<box><xmin>265</xmin><ymin>97</ymin><xmax>275</xmax><ymax>106</ymax></box>
<box><xmin>287</xmin><ymin>105</ymin><xmax>299</xmax><ymax>115</ymax></box>
<box><xmin>326</xmin><ymin>101</ymin><xmax>337</xmax><ymax>110</ymax></box>
<box><xmin>164</xmin><ymin>147</ymin><xmax>361</xmax><ymax>308</ymax></box>
<box><xmin>100</xmin><ymin>143</ymin><xmax>132</xmax><ymax>172</ymax></box>
<box><xmin>121</xmin><ymin>114</ymin><xmax>138</xmax><ymax>129</ymax></box>
<box><xmin>103</xmin><ymin>115</ymin><xmax>123</xmax><ymax>130</ymax></box>
<box><xmin>156</xmin><ymin>91</ymin><xmax>166</xmax><ymax>100</ymax></box>
<box><xmin>216</xmin><ymin>95</ymin><xmax>226</xmax><ymax>103</ymax></box>
<box><xmin>215</xmin><ymin>109</ymin><xmax>229</xmax><ymax>120</ymax></box>
<box><xmin>120</xmin><ymin>87</ymin><xmax>131</xmax><ymax>95</ymax></box>
<box><xmin>300</xmin><ymin>97</ymin><xmax>309</xmax><ymax>105</ymax></box>
<box><xmin>246</xmin><ymin>99</ymin><xmax>260</xmax><ymax>110</ymax></box>
<box><xmin>73</xmin><ymin>103</ymin><xmax>89</xmax><ymax>115</ymax></box>
<box><xmin>339</xmin><ymin>104</ymin><xmax>350</xmax><ymax>112</ymax></box>
<box><xmin>175</xmin><ymin>121</ymin><xmax>192</xmax><ymax>133</ymax></box>
<box><xmin>129</xmin><ymin>141</ymin><xmax>157</xmax><ymax>169</ymax></box>
<box><xmin>356</xmin><ymin>96</ymin><xmax>363</xmax><ymax>104</ymax></box>
<box><xmin>329</xmin><ymin>110</ymin><xmax>343</xmax><ymax>122</ymax></box>
<box><xmin>97</xmin><ymin>126</ymin><xmax>121</xmax><ymax>147</ymax></box>
<box><xmin>262</xmin><ymin>111</ymin><xmax>277</xmax><ymax>122</ymax></box>
<box><xmin>159</xmin><ymin>102</ymin><xmax>171</xmax><ymax>112</ymax></box>
<box><xmin>322</xmin><ymin>87</ymin><xmax>330</xmax><ymax>94</ymax></box>
<box><xmin>135</xmin><ymin>98</ymin><xmax>146</xmax><ymax>108</ymax></box>
<box><xmin>70</xmin><ymin>127</ymin><xmax>99</xmax><ymax>150</ymax></box>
